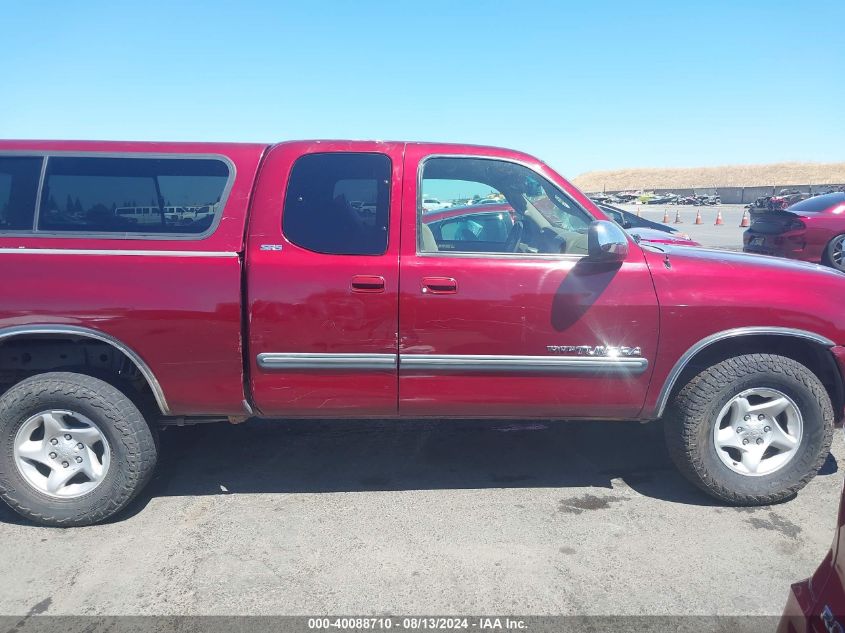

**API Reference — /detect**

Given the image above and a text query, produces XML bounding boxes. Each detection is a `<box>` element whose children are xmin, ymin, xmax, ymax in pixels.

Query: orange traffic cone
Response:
<box><xmin>694</xmin><ymin>209</ymin><xmax>703</xmax><ymax>224</ymax></box>
<box><xmin>662</xmin><ymin>209</ymin><xmax>670</xmax><ymax>223</ymax></box>
<box><xmin>674</xmin><ymin>209</ymin><xmax>682</xmax><ymax>224</ymax></box>
<box><xmin>715</xmin><ymin>209</ymin><xmax>724</xmax><ymax>226</ymax></box>
<box><xmin>740</xmin><ymin>210</ymin><xmax>750</xmax><ymax>227</ymax></box>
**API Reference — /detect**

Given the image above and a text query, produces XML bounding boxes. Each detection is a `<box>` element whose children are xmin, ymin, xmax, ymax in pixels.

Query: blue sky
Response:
<box><xmin>1</xmin><ymin>1</ymin><xmax>843</xmax><ymax>177</ymax></box>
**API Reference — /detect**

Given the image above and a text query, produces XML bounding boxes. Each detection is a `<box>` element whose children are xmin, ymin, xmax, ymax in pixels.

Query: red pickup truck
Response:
<box><xmin>0</xmin><ymin>139</ymin><xmax>844</xmax><ymax>526</ymax></box>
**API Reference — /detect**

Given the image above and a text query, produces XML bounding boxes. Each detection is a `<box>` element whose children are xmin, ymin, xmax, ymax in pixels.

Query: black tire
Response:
<box><xmin>823</xmin><ymin>234</ymin><xmax>845</xmax><ymax>272</ymax></box>
<box><xmin>664</xmin><ymin>353</ymin><xmax>833</xmax><ymax>505</ymax></box>
<box><xmin>0</xmin><ymin>372</ymin><xmax>158</xmax><ymax>526</ymax></box>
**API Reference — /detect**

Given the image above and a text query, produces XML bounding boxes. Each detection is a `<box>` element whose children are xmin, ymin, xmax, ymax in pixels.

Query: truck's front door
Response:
<box><xmin>398</xmin><ymin>145</ymin><xmax>659</xmax><ymax>419</ymax></box>
<box><xmin>247</xmin><ymin>142</ymin><xmax>402</xmax><ymax>416</ymax></box>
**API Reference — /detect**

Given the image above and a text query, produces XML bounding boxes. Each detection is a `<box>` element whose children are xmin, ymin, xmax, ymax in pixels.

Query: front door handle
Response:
<box><xmin>421</xmin><ymin>277</ymin><xmax>457</xmax><ymax>295</ymax></box>
<box><xmin>351</xmin><ymin>275</ymin><xmax>385</xmax><ymax>293</ymax></box>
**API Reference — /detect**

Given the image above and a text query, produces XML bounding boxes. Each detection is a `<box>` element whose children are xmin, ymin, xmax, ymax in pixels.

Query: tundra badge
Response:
<box><xmin>546</xmin><ymin>345</ymin><xmax>643</xmax><ymax>357</ymax></box>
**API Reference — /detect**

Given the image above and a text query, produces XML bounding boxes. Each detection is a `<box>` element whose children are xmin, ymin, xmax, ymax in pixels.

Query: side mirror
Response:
<box><xmin>587</xmin><ymin>220</ymin><xmax>629</xmax><ymax>263</ymax></box>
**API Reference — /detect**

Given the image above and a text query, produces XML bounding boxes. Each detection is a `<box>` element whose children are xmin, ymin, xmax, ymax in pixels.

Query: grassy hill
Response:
<box><xmin>572</xmin><ymin>162</ymin><xmax>845</xmax><ymax>193</ymax></box>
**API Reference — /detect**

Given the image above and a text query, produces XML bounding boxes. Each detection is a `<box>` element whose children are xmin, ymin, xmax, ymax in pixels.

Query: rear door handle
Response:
<box><xmin>351</xmin><ymin>275</ymin><xmax>385</xmax><ymax>293</ymax></box>
<box><xmin>421</xmin><ymin>277</ymin><xmax>457</xmax><ymax>295</ymax></box>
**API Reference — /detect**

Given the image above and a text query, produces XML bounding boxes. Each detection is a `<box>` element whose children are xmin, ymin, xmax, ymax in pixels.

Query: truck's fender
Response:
<box><xmin>0</xmin><ymin>324</ymin><xmax>170</xmax><ymax>415</ymax></box>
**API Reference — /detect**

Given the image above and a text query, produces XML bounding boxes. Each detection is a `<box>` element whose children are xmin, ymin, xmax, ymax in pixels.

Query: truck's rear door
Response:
<box><xmin>246</xmin><ymin>141</ymin><xmax>403</xmax><ymax>416</ymax></box>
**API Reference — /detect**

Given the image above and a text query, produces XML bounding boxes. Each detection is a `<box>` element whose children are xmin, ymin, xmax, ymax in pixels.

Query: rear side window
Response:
<box><xmin>38</xmin><ymin>156</ymin><xmax>230</xmax><ymax>235</ymax></box>
<box><xmin>283</xmin><ymin>153</ymin><xmax>390</xmax><ymax>255</ymax></box>
<box><xmin>0</xmin><ymin>157</ymin><xmax>42</xmax><ymax>230</ymax></box>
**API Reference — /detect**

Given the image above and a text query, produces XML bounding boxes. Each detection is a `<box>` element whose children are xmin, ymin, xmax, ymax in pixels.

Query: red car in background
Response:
<box><xmin>779</xmin><ymin>477</ymin><xmax>845</xmax><ymax>632</ymax></box>
<box><xmin>743</xmin><ymin>193</ymin><xmax>845</xmax><ymax>272</ymax></box>
<box><xmin>769</xmin><ymin>188</ymin><xmax>811</xmax><ymax>211</ymax></box>
<box><xmin>422</xmin><ymin>203</ymin><xmax>517</xmax><ymax>252</ymax></box>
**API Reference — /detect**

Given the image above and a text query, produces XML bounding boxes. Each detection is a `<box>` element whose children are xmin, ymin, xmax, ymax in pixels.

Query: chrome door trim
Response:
<box><xmin>0</xmin><ymin>248</ymin><xmax>238</xmax><ymax>257</ymax></box>
<box><xmin>0</xmin><ymin>324</ymin><xmax>170</xmax><ymax>415</ymax></box>
<box><xmin>257</xmin><ymin>353</ymin><xmax>397</xmax><ymax>371</ymax></box>
<box><xmin>399</xmin><ymin>354</ymin><xmax>649</xmax><ymax>375</ymax></box>
<box><xmin>653</xmin><ymin>326</ymin><xmax>836</xmax><ymax>418</ymax></box>
<box><xmin>256</xmin><ymin>352</ymin><xmax>649</xmax><ymax>374</ymax></box>
<box><xmin>414</xmin><ymin>251</ymin><xmax>586</xmax><ymax>261</ymax></box>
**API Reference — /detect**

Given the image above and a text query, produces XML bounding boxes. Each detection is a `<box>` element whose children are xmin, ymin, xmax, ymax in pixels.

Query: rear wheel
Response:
<box><xmin>0</xmin><ymin>372</ymin><xmax>158</xmax><ymax>526</ymax></box>
<box><xmin>664</xmin><ymin>353</ymin><xmax>833</xmax><ymax>505</ymax></box>
<box><xmin>823</xmin><ymin>234</ymin><xmax>845</xmax><ymax>272</ymax></box>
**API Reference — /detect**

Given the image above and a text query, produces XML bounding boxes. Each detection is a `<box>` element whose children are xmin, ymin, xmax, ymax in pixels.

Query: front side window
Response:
<box><xmin>282</xmin><ymin>152</ymin><xmax>390</xmax><ymax>255</ymax></box>
<box><xmin>38</xmin><ymin>156</ymin><xmax>230</xmax><ymax>235</ymax></box>
<box><xmin>0</xmin><ymin>157</ymin><xmax>42</xmax><ymax>231</ymax></box>
<box><xmin>419</xmin><ymin>157</ymin><xmax>592</xmax><ymax>255</ymax></box>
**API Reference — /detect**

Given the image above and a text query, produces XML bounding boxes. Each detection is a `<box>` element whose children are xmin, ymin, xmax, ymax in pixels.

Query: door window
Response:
<box><xmin>0</xmin><ymin>157</ymin><xmax>43</xmax><ymax>231</ymax></box>
<box><xmin>282</xmin><ymin>152</ymin><xmax>390</xmax><ymax>255</ymax></box>
<box><xmin>419</xmin><ymin>157</ymin><xmax>592</xmax><ymax>256</ymax></box>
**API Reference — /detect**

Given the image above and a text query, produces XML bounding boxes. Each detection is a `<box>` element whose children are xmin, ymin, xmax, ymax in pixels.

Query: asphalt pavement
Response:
<box><xmin>1</xmin><ymin>207</ymin><xmax>840</xmax><ymax>619</ymax></box>
<box><xmin>617</xmin><ymin>203</ymin><xmax>749</xmax><ymax>249</ymax></box>
<box><xmin>0</xmin><ymin>419</ymin><xmax>841</xmax><ymax>616</ymax></box>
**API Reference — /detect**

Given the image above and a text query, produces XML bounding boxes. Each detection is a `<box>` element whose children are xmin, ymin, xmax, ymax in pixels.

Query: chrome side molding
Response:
<box><xmin>256</xmin><ymin>352</ymin><xmax>648</xmax><ymax>375</ymax></box>
<box><xmin>257</xmin><ymin>353</ymin><xmax>397</xmax><ymax>371</ymax></box>
<box><xmin>400</xmin><ymin>354</ymin><xmax>648</xmax><ymax>375</ymax></box>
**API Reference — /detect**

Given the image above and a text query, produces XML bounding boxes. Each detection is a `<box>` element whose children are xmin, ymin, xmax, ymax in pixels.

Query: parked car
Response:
<box><xmin>644</xmin><ymin>193</ymin><xmax>678</xmax><ymax>205</ymax></box>
<box><xmin>676</xmin><ymin>194</ymin><xmax>721</xmax><ymax>206</ymax></box>
<box><xmin>747</xmin><ymin>195</ymin><xmax>774</xmax><ymax>217</ymax></box>
<box><xmin>421</xmin><ymin>196</ymin><xmax>450</xmax><ymax>211</ymax></box>
<box><xmin>769</xmin><ymin>188</ymin><xmax>811</xmax><ymax>211</ymax></box>
<box><xmin>596</xmin><ymin>204</ymin><xmax>700</xmax><ymax>247</ymax></box>
<box><xmin>1</xmin><ymin>139</ymin><xmax>845</xmax><ymax>526</ymax></box>
<box><xmin>778</xmin><ymin>476</ymin><xmax>845</xmax><ymax>632</ymax></box>
<box><xmin>423</xmin><ymin>204</ymin><xmax>516</xmax><ymax>251</ymax></box>
<box><xmin>743</xmin><ymin>192</ymin><xmax>845</xmax><ymax>272</ymax></box>
<box><xmin>587</xmin><ymin>193</ymin><xmax>613</xmax><ymax>205</ymax></box>
<box><xmin>676</xmin><ymin>195</ymin><xmax>700</xmax><ymax>206</ymax></box>
<box><xmin>611</xmin><ymin>191</ymin><xmax>639</xmax><ymax>203</ymax></box>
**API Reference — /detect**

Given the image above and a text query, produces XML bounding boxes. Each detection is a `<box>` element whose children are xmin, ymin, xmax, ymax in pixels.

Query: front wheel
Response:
<box><xmin>0</xmin><ymin>372</ymin><xmax>158</xmax><ymax>526</ymax></box>
<box><xmin>664</xmin><ymin>353</ymin><xmax>833</xmax><ymax>505</ymax></box>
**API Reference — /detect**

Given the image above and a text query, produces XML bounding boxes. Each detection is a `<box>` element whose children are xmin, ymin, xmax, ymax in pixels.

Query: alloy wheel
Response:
<box><xmin>830</xmin><ymin>236</ymin><xmax>845</xmax><ymax>271</ymax></box>
<box><xmin>13</xmin><ymin>410</ymin><xmax>111</xmax><ymax>498</ymax></box>
<box><xmin>713</xmin><ymin>388</ymin><xmax>803</xmax><ymax>477</ymax></box>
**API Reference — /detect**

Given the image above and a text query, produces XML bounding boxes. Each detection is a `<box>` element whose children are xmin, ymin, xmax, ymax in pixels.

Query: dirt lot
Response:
<box><xmin>573</xmin><ymin>161</ymin><xmax>845</xmax><ymax>192</ymax></box>
<box><xmin>0</xmin><ymin>419</ymin><xmax>842</xmax><ymax>617</ymax></box>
